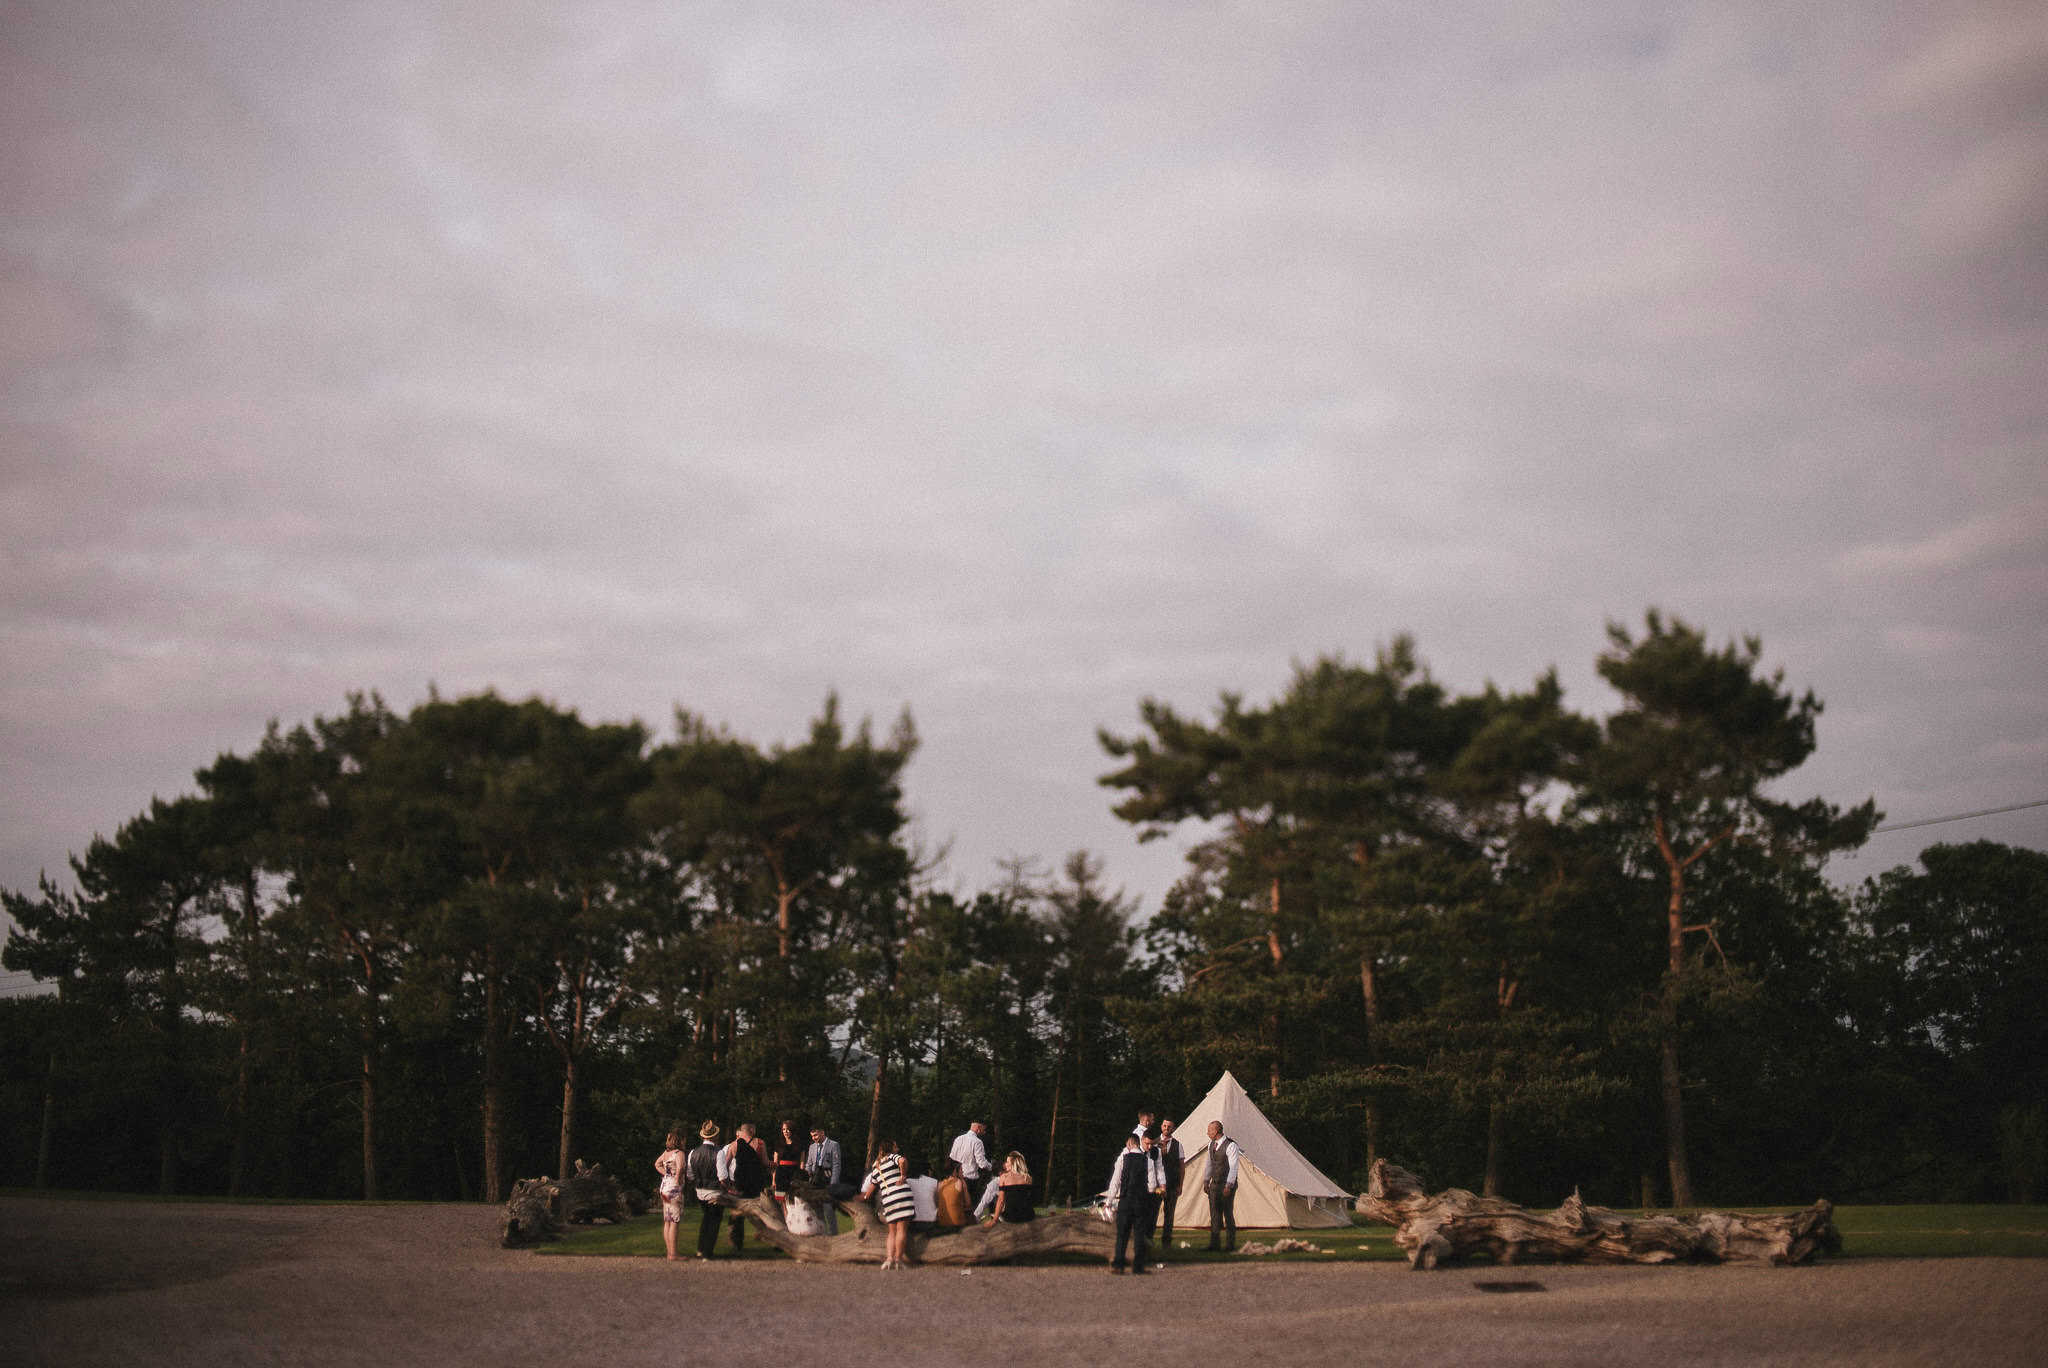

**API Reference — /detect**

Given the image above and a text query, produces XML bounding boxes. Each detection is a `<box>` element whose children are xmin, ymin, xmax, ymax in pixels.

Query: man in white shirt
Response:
<box><xmin>949</xmin><ymin>1120</ymin><xmax>993</xmax><ymax>1203</ymax></box>
<box><xmin>905</xmin><ymin>1160</ymin><xmax>940</xmax><ymax>1231</ymax></box>
<box><xmin>1156</xmin><ymin>1117</ymin><xmax>1187</xmax><ymax>1256</ymax></box>
<box><xmin>1201</xmin><ymin>1120</ymin><xmax>1242</xmax><ymax>1252</ymax></box>
<box><xmin>1104</xmin><ymin>1134</ymin><xmax>1168</xmax><ymax>1273</ymax></box>
<box><xmin>687</xmin><ymin>1121</ymin><xmax>726</xmax><ymax>1260</ymax></box>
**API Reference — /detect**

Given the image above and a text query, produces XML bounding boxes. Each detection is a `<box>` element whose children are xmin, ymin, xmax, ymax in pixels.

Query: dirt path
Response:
<box><xmin>7</xmin><ymin>1196</ymin><xmax>2045</xmax><ymax>1367</ymax></box>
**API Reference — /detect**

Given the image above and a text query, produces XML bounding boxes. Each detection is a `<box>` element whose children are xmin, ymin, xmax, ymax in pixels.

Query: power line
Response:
<box><xmin>1870</xmin><ymin>797</ymin><xmax>2048</xmax><ymax>835</ymax></box>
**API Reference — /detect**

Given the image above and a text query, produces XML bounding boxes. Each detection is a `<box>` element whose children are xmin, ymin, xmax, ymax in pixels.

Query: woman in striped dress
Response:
<box><xmin>860</xmin><ymin>1138</ymin><xmax>916</xmax><ymax>1269</ymax></box>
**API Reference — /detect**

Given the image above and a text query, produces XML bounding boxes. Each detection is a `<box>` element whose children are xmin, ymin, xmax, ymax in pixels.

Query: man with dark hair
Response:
<box><xmin>1201</xmin><ymin>1120</ymin><xmax>1241</xmax><ymax>1252</ymax></box>
<box><xmin>1105</xmin><ymin>1132</ymin><xmax>1164</xmax><ymax>1274</ymax></box>
<box><xmin>1156</xmin><ymin>1116</ymin><xmax>1186</xmax><ymax>1257</ymax></box>
<box><xmin>719</xmin><ymin>1121</ymin><xmax>768</xmax><ymax>1253</ymax></box>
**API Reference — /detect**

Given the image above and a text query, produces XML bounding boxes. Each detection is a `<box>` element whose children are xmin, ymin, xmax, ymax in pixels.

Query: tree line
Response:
<box><xmin>4</xmin><ymin>611</ymin><xmax>2043</xmax><ymax>1207</ymax></box>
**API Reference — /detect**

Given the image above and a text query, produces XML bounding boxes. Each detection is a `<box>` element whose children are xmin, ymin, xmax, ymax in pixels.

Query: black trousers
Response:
<box><xmin>1157</xmin><ymin>1184</ymin><xmax>1181</xmax><ymax>1251</ymax></box>
<box><xmin>1113</xmin><ymin>1200</ymin><xmax>1152</xmax><ymax>1271</ymax></box>
<box><xmin>695</xmin><ymin>1198</ymin><xmax>723</xmax><ymax>1257</ymax></box>
<box><xmin>1207</xmin><ymin>1183</ymin><xmax>1235</xmax><ymax>1248</ymax></box>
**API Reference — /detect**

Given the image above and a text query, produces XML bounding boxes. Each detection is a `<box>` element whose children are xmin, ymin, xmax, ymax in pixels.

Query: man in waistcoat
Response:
<box><xmin>1155</xmin><ymin>1116</ymin><xmax>1186</xmax><ymax>1258</ymax></box>
<box><xmin>687</xmin><ymin>1121</ymin><xmax>726</xmax><ymax>1260</ymax></box>
<box><xmin>1105</xmin><ymin>1133</ymin><xmax>1162</xmax><ymax>1274</ymax></box>
<box><xmin>1202</xmin><ymin>1119</ymin><xmax>1241</xmax><ymax>1252</ymax></box>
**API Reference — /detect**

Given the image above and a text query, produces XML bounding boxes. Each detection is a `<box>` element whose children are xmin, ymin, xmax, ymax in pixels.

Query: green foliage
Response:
<box><xmin>2</xmin><ymin>611</ymin><xmax>2037</xmax><ymax>1212</ymax></box>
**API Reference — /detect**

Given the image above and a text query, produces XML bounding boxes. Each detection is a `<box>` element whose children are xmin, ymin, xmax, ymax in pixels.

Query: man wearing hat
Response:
<box><xmin>687</xmin><ymin>1121</ymin><xmax>726</xmax><ymax>1260</ymax></box>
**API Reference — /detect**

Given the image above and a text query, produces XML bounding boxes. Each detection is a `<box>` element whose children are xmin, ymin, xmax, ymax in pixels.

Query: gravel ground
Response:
<box><xmin>6</xmin><ymin>1195</ymin><xmax>2046</xmax><ymax>1367</ymax></box>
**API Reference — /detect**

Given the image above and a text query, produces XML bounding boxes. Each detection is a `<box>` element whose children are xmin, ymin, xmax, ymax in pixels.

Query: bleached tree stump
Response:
<box><xmin>1359</xmin><ymin>1159</ymin><xmax>1838</xmax><ymax>1269</ymax></box>
<box><xmin>498</xmin><ymin>1160</ymin><xmax>630</xmax><ymax>1247</ymax></box>
<box><xmin>722</xmin><ymin>1184</ymin><xmax>1116</xmax><ymax>1265</ymax></box>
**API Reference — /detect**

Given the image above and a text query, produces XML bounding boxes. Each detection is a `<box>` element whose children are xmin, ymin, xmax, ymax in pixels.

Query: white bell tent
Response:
<box><xmin>1169</xmin><ymin>1070</ymin><xmax>1353</xmax><ymax>1229</ymax></box>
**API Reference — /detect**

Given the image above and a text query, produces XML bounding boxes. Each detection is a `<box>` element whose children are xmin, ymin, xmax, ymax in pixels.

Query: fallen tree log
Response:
<box><xmin>498</xmin><ymin>1160</ymin><xmax>632</xmax><ymax>1248</ymax></box>
<box><xmin>1358</xmin><ymin>1159</ymin><xmax>1838</xmax><ymax>1269</ymax></box>
<box><xmin>721</xmin><ymin>1184</ymin><xmax>1116</xmax><ymax>1265</ymax></box>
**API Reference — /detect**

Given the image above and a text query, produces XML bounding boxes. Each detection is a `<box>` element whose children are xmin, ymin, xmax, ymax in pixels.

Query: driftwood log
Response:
<box><xmin>721</xmin><ymin>1183</ymin><xmax>1116</xmax><ymax>1265</ymax></box>
<box><xmin>1359</xmin><ymin>1159</ymin><xmax>1839</xmax><ymax>1269</ymax></box>
<box><xmin>499</xmin><ymin>1160</ymin><xmax>632</xmax><ymax>1248</ymax></box>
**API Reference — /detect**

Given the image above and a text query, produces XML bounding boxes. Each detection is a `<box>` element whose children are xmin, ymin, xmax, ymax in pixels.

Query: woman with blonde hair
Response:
<box><xmin>987</xmin><ymin>1150</ymin><xmax>1036</xmax><ymax>1224</ymax></box>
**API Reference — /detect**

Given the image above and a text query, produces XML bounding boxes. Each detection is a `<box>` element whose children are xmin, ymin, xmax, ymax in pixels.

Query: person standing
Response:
<box><xmin>719</xmin><ymin>1121</ymin><xmax>768</xmax><ymax>1254</ymax></box>
<box><xmin>770</xmin><ymin>1120</ymin><xmax>807</xmax><ymax>1195</ymax></box>
<box><xmin>1131</xmin><ymin>1110</ymin><xmax>1155</xmax><ymax>1142</ymax></box>
<box><xmin>805</xmin><ymin>1125</ymin><xmax>848</xmax><ymax>1235</ymax></box>
<box><xmin>654</xmin><ymin>1128</ymin><xmax>688</xmax><ymax>1261</ymax></box>
<box><xmin>805</xmin><ymin>1126</ymin><xmax>846</xmax><ymax>1193</ymax></box>
<box><xmin>687</xmin><ymin>1121</ymin><xmax>725</xmax><ymax>1260</ymax></box>
<box><xmin>1156</xmin><ymin>1117</ymin><xmax>1186</xmax><ymax>1257</ymax></box>
<box><xmin>860</xmin><ymin>1138</ymin><xmax>917</xmax><ymax>1269</ymax></box>
<box><xmin>949</xmin><ymin>1120</ymin><xmax>994</xmax><ymax>1204</ymax></box>
<box><xmin>1201</xmin><ymin>1120</ymin><xmax>1241</xmax><ymax>1252</ymax></box>
<box><xmin>1105</xmin><ymin>1135</ymin><xmax>1154</xmax><ymax>1274</ymax></box>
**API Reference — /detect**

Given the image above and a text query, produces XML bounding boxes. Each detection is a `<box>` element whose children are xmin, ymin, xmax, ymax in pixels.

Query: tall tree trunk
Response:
<box><xmin>1352</xmin><ymin>844</ymin><xmax>1380</xmax><ymax>1161</ymax></box>
<box><xmin>1268</xmin><ymin>873</ymin><xmax>1284</xmax><ymax>1100</ymax></box>
<box><xmin>229</xmin><ymin>1033</ymin><xmax>251</xmax><ymax>1198</ymax></box>
<box><xmin>1661</xmin><ymin>845</ymin><xmax>1695</xmax><ymax>1207</ymax></box>
<box><xmin>1649</xmin><ymin>810</ymin><xmax>1725</xmax><ymax>1210</ymax></box>
<box><xmin>35</xmin><ymin>1048</ymin><xmax>56</xmax><ymax>1189</ymax></box>
<box><xmin>1483</xmin><ymin>1099</ymin><xmax>1505</xmax><ymax>1198</ymax></box>
<box><xmin>229</xmin><ymin>871</ymin><xmax>259</xmax><ymax>1198</ymax></box>
<box><xmin>1485</xmin><ymin>969</ymin><xmax>1519</xmax><ymax>1199</ymax></box>
<box><xmin>360</xmin><ymin>1042</ymin><xmax>379</xmax><ymax>1201</ymax></box>
<box><xmin>1360</xmin><ymin>951</ymin><xmax>1382</xmax><ymax>1167</ymax></box>
<box><xmin>775</xmin><ymin>879</ymin><xmax>795</xmax><ymax>1084</ymax></box>
<box><xmin>483</xmin><ymin>952</ymin><xmax>506</xmax><ymax>1201</ymax></box>
<box><xmin>1044</xmin><ymin>1065</ymin><xmax>1062</xmax><ymax>1201</ymax></box>
<box><xmin>864</xmin><ymin>1054</ymin><xmax>885</xmax><ymax>1167</ymax></box>
<box><xmin>158</xmin><ymin>922</ymin><xmax>182</xmax><ymax>1196</ymax></box>
<box><xmin>557</xmin><ymin>1053</ymin><xmax>579</xmax><ymax>1179</ymax></box>
<box><xmin>1659</xmin><ymin>1006</ymin><xmax>1693</xmax><ymax>1207</ymax></box>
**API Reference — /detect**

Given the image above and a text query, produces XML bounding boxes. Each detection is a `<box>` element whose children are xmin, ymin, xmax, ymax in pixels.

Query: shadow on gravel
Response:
<box><xmin>0</xmin><ymin>1209</ymin><xmax>310</xmax><ymax>1302</ymax></box>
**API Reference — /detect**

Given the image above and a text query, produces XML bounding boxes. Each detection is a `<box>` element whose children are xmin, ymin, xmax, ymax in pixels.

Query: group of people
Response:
<box><xmin>652</xmin><ymin>1118</ymin><xmax>851</xmax><ymax>1261</ymax></box>
<box><xmin>1104</xmin><ymin>1111</ymin><xmax>1241</xmax><ymax>1274</ymax></box>
<box><xmin>652</xmin><ymin>1111</ymin><xmax>1243</xmax><ymax>1274</ymax></box>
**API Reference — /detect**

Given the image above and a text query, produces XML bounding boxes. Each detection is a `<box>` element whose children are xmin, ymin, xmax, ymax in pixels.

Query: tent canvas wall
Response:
<box><xmin>1170</xmin><ymin>1071</ymin><xmax>1353</xmax><ymax>1230</ymax></box>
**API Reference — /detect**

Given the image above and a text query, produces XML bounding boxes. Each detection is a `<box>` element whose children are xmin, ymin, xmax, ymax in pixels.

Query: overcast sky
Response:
<box><xmin>4</xmin><ymin>1</ymin><xmax>2044</xmax><ymax>985</ymax></box>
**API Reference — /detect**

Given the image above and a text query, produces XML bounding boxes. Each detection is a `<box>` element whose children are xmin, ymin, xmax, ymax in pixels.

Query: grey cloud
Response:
<box><xmin>4</xmin><ymin>1</ymin><xmax>2046</xmax><ymax>939</ymax></box>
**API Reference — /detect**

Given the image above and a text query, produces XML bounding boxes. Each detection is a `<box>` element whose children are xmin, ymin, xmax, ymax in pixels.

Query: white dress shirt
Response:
<box><xmin>949</xmin><ymin>1129</ymin><xmax>992</xmax><ymax>1180</ymax></box>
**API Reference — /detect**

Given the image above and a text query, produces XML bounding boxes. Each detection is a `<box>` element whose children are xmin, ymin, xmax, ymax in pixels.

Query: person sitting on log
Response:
<box><xmin>688</xmin><ymin>1121</ymin><xmax>725</xmax><ymax>1261</ymax></box>
<box><xmin>905</xmin><ymin>1156</ymin><xmax>941</xmax><ymax>1233</ymax></box>
<box><xmin>935</xmin><ymin>1160</ymin><xmax>973</xmax><ymax>1227</ymax></box>
<box><xmin>986</xmin><ymin>1151</ymin><xmax>1037</xmax><ymax>1225</ymax></box>
<box><xmin>859</xmin><ymin>1138</ymin><xmax>917</xmax><ymax>1270</ymax></box>
<box><xmin>654</xmin><ymin>1128</ymin><xmax>688</xmax><ymax>1261</ymax></box>
<box><xmin>719</xmin><ymin>1122</ymin><xmax>769</xmax><ymax>1254</ymax></box>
